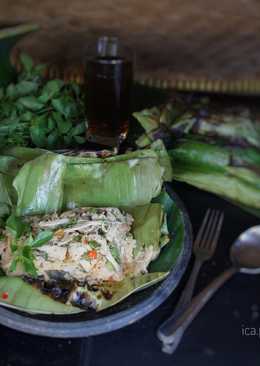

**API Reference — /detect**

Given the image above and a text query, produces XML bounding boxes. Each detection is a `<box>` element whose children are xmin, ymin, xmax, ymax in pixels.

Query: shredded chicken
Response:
<box><xmin>0</xmin><ymin>207</ymin><xmax>156</xmax><ymax>285</ymax></box>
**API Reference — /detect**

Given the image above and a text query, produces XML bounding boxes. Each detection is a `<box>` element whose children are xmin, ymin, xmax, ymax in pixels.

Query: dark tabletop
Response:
<box><xmin>0</xmin><ymin>182</ymin><xmax>259</xmax><ymax>366</ymax></box>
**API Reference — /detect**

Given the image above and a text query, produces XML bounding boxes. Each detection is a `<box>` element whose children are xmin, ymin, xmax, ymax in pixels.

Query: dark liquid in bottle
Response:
<box><xmin>85</xmin><ymin>57</ymin><xmax>133</xmax><ymax>147</ymax></box>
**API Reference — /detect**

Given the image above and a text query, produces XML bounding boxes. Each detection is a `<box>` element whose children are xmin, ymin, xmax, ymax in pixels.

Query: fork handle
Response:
<box><xmin>157</xmin><ymin>258</ymin><xmax>203</xmax><ymax>351</ymax></box>
<box><xmin>157</xmin><ymin>258</ymin><xmax>203</xmax><ymax>348</ymax></box>
<box><xmin>175</xmin><ymin>258</ymin><xmax>203</xmax><ymax>311</ymax></box>
<box><xmin>157</xmin><ymin>267</ymin><xmax>237</xmax><ymax>351</ymax></box>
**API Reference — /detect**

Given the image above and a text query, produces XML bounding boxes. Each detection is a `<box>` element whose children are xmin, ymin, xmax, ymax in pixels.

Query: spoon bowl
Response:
<box><xmin>231</xmin><ymin>226</ymin><xmax>260</xmax><ymax>274</ymax></box>
<box><xmin>158</xmin><ymin>224</ymin><xmax>260</xmax><ymax>353</ymax></box>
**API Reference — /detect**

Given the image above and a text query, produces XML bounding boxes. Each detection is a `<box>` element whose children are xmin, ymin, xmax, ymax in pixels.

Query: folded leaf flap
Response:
<box><xmin>150</xmin><ymin>189</ymin><xmax>184</xmax><ymax>272</ymax></box>
<box><xmin>13</xmin><ymin>149</ymin><xmax>165</xmax><ymax>215</ymax></box>
<box><xmin>150</xmin><ymin>140</ymin><xmax>173</xmax><ymax>181</ymax></box>
<box><xmin>14</xmin><ymin>153</ymin><xmax>66</xmax><ymax>216</ymax></box>
<box><xmin>86</xmin><ymin>272</ymin><xmax>168</xmax><ymax>312</ymax></box>
<box><xmin>63</xmin><ymin>151</ymin><xmax>163</xmax><ymax>208</ymax></box>
<box><xmin>127</xmin><ymin>203</ymin><xmax>165</xmax><ymax>251</ymax></box>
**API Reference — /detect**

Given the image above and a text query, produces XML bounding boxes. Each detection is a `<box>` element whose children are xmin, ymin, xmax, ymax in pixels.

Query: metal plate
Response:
<box><xmin>0</xmin><ymin>184</ymin><xmax>192</xmax><ymax>338</ymax></box>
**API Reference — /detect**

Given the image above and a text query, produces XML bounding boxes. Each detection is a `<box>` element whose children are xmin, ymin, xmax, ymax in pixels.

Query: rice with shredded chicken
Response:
<box><xmin>0</xmin><ymin>207</ymin><xmax>159</xmax><ymax>285</ymax></box>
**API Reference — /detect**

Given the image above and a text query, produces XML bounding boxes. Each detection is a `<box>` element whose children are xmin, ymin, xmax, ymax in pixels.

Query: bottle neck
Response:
<box><xmin>97</xmin><ymin>37</ymin><xmax>119</xmax><ymax>58</ymax></box>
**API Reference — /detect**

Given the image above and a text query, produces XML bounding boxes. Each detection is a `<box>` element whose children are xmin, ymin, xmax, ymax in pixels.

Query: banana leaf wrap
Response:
<box><xmin>134</xmin><ymin>101</ymin><xmax>260</xmax><ymax>149</ymax></box>
<box><xmin>169</xmin><ymin>139</ymin><xmax>260</xmax><ymax>217</ymax></box>
<box><xmin>78</xmin><ymin>190</ymin><xmax>185</xmax><ymax>312</ymax></box>
<box><xmin>9</xmin><ymin>148</ymin><xmax>171</xmax><ymax>216</ymax></box>
<box><xmin>0</xmin><ymin>190</ymin><xmax>184</xmax><ymax>314</ymax></box>
<box><xmin>0</xmin><ymin>147</ymin><xmax>45</xmax><ymax>218</ymax></box>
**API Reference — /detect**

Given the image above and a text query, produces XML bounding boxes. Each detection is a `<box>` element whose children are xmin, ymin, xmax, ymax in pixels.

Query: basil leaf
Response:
<box><xmin>22</xmin><ymin>245</ymin><xmax>33</xmax><ymax>258</ymax></box>
<box><xmin>71</xmin><ymin>122</ymin><xmax>86</xmax><ymax>136</ymax></box>
<box><xmin>20</xmin><ymin>111</ymin><xmax>33</xmax><ymax>122</ymax></box>
<box><xmin>9</xmin><ymin>258</ymin><xmax>19</xmax><ymax>272</ymax></box>
<box><xmin>110</xmin><ymin>245</ymin><xmax>120</xmax><ymax>263</ymax></box>
<box><xmin>59</xmin><ymin>119</ymin><xmax>72</xmax><ymax>134</ymax></box>
<box><xmin>6</xmin><ymin>84</ymin><xmax>16</xmax><ymax>99</ymax></box>
<box><xmin>52</xmin><ymin>98</ymin><xmax>66</xmax><ymax>116</ymax></box>
<box><xmin>34</xmin><ymin>64</ymin><xmax>46</xmax><ymax>76</ymax></box>
<box><xmin>64</xmin><ymin>134</ymin><xmax>72</xmax><ymax>146</ymax></box>
<box><xmin>73</xmin><ymin>135</ymin><xmax>85</xmax><ymax>144</ymax></box>
<box><xmin>11</xmin><ymin>243</ymin><xmax>18</xmax><ymax>253</ymax></box>
<box><xmin>6</xmin><ymin>214</ymin><xmax>29</xmax><ymax>239</ymax></box>
<box><xmin>20</xmin><ymin>53</ymin><xmax>34</xmax><ymax>73</ymax></box>
<box><xmin>88</xmin><ymin>240</ymin><xmax>100</xmax><ymax>249</ymax></box>
<box><xmin>31</xmin><ymin>230</ymin><xmax>53</xmax><ymax>248</ymax></box>
<box><xmin>71</xmin><ymin>83</ymin><xmax>80</xmax><ymax>97</ymax></box>
<box><xmin>30</xmin><ymin>125</ymin><xmax>47</xmax><ymax>147</ymax></box>
<box><xmin>23</xmin><ymin>257</ymin><xmax>38</xmax><ymax>277</ymax></box>
<box><xmin>18</xmin><ymin>96</ymin><xmax>44</xmax><ymax>111</ymax></box>
<box><xmin>47</xmin><ymin>117</ymin><xmax>56</xmax><ymax>132</ymax></box>
<box><xmin>15</xmin><ymin>81</ymin><xmax>39</xmax><ymax>97</ymax></box>
<box><xmin>39</xmin><ymin>80</ymin><xmax>64</xmax><ymax>103</ymax></box>
<box><xmin>47</xmin><ymin>130</ymin><xmax>59</xmax><ymax>148</ymax></box>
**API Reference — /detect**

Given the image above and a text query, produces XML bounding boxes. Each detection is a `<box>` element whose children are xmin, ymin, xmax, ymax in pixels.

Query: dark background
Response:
<box><xmin>1</xmin><ymin>182</ymin><xmax>259</xmax><ymax>366</ymax></box>
<box><xmin>2</xmin><ymin>0</ymin><xmax>260</xmax><ymax>88</ymax></box>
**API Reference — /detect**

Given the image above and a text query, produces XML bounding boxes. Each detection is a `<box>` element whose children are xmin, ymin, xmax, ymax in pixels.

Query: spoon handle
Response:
<box><xmin>157</xmin><ymin>267</ymin><xmax>237</xmax><ymax>353</ymax></box>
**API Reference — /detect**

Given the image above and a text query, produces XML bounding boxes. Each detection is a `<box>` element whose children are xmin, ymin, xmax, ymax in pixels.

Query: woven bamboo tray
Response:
<box><xmin>2</xmin><ymin>0</ymin><xmax>260</xmax><ymax>95</ymax></box>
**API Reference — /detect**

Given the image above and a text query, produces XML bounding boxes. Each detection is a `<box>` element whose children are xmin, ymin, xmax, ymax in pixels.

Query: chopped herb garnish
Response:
<box><xmin>6</xmin><ymin>214</ymin><xmax>53</xmax><ymax>277</ymax></box>
<box><xmin>110</xmin><ymin>245</ymin><xmax>120</xmax><ymax>263</ymax></box>
<box><xmin>69</xmin><ymin>218</ymin><xmax>77</xmax><ymax>225</ymax></box>
<box><xmin>74</xmin><ymin>234</ymin><xmax>82</xmax><ymax>242</ymax></box>
<box><xmin>88</xmin><ymin>240</ymin><xmax>100</xmax><ymax>249</ymax></box>
<box><xmin>133</xmin><ymin>246</ymin><xmax>141</xmax><ymax>258</ymax></box>
<box><xmin>6</xmin><ymin>213</ymin><xmax>29</xmax><ymax>239</ymax></box>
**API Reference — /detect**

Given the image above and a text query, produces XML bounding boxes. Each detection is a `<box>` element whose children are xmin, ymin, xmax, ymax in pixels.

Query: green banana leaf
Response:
<box><xmin>0</xmin><ymin>189</ymin><xmax>185</xmax><ymax>314</ymax></box>
<box><xmin>14</xmin><ymin>153</ymin><xmax>66</xmax><ymax>216</ymax></box>
<box><xmin>0</xmin><ymin>147</ymin><xmax>44</xmax><ymax>219</ymax></box>
<box><xmin>13</xmin><ymin>149</ymin><xmax>167</xmax><ymax>215</ymax></box>
<box><xmin>150</xmin><ymin>140</ymin><xmax>173</xmax><ymax>181</ymax></box>
<box><xmin>149</xmin><ymin>189</ymin><xmax>185</xmax><ymax>272</ymax></box>
<box><xmin>0</xmin><ymin>147</ymin><xmax>44</xmax><ymax>170</ymax></box>
<box><xmin>0</xmin><ymin>277</ymin><xmax>82</xmax><ymax>314</ymax></box>
<box><xmin>83</xmin><ymin>273</ymin><xmax>168</xmax><ymax>312</ymax></box>
<box><xmin>169</xmin><ymin>139</ymin><xmax>260</xmax><ymax>213</ymax></box>
<box><xmin>127</xmin><ymin>203</ymin><xmax>166</xmax><ymax>252</ymax></box>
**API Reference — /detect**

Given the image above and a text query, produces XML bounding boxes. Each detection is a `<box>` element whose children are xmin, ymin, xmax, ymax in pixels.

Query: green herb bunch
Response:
<box><xmin>0</xmin><ymin>53</ymin><xmax>86</xmax><ymax>150</ymax></box>
<box><xmin>6</xmin><ymin>213</ymin><xmax>53</xmax><ymax>277</ymax></box>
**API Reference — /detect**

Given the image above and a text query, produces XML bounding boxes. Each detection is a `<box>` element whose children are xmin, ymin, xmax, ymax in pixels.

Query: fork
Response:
<box><xmin>157</xmin><ymin>209</ymin><xmax>224</xmax><ymax>354</ymax></box>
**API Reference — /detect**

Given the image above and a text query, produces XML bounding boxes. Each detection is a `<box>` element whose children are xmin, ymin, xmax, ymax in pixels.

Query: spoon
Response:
<box><xmin>157</xmin><ymin>225</ymin><xmax>260</xmax><ymax>354</ymax></box>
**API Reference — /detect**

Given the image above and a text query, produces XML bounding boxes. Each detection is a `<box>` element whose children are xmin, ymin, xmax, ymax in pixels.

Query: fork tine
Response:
<box><xmin>204</xmin><ymin>210</ymin><xmax>220</xmax><ymax>250</ymax></box>
<box><xmin>194</xmin><ymin>209</ymin><xmax>211</xmax><ymax>249</ymax></box>
<box><xmin>199</xmin><ymin>209</ymin><xmax>217</xmax><ymax>249</ymax></box>
<box><xmin>207</xmin><ymin>211</ymin><xmax>224</xmax><ymax>252</ymax></box>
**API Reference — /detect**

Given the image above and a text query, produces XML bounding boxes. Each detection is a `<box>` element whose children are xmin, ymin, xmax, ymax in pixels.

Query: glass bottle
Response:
<box><xmin>85</xmin><ymin>37</ymin><xmax>133</xmax><ymax>147</ymax></box>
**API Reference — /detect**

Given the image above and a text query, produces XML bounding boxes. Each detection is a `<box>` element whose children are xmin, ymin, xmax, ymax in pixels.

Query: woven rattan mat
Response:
<box><xmin>2</xmin><ymin>0</ymin><xmax>260</xmax><ymax>94</ymax></box>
